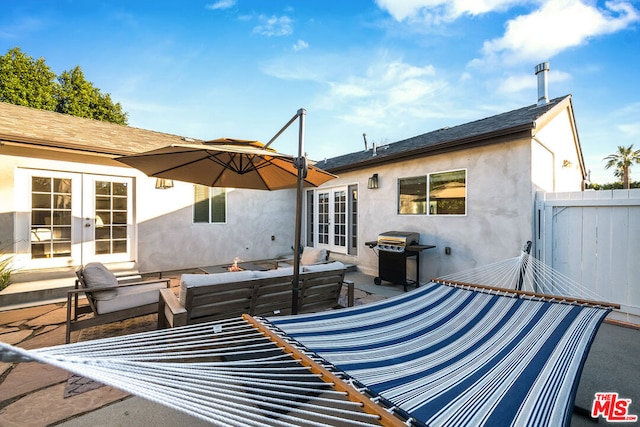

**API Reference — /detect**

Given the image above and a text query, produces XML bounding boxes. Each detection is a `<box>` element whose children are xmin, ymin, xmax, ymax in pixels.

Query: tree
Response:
<box><xmin>0</xmin><ymin>47</ymin><xmax>128</xmax><ymax>125</ymax></box>
<box><xmin>603</xmin><ymin>145</ymin><xmax>640</xmax><ymax>189</ymax></box>
<box><xmin>56</xmin><ymin>66</ymin><xmax>128</xmax><ymax>124</ymax></box>
<box><xmin>0</xmin><ymin>47</ymin><xmax>57</xmax><ymax>110</ymax></box>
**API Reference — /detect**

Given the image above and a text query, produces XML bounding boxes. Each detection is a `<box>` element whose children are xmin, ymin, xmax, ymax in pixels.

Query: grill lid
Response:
<box><xmin>377</xmin><ymin>231</ymin><xmax>420</xmax><ymax>252</ymax></box>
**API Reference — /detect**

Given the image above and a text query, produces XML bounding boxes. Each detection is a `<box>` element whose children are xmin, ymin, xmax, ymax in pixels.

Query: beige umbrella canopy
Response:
<box><xmin>116</xmin><ymin>109</ymin><xmax>335</xmax><ymax>315</ymax></box>
<box><xmin>116</xmin><ymin>137</ymin><xmax>336</xmax><ymax>190</ymax></box>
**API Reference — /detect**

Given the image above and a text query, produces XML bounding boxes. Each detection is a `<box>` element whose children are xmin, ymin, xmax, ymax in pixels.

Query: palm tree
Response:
<box><xmin>603</xmin><ymin>145</ymin><xmax>640</xmax><ymax>189</ymax></box>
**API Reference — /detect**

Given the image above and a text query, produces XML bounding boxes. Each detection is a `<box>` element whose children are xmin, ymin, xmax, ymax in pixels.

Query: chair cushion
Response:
<box><xmin>95</xmin><ymin>282</ymin><xmax>166</xmax><ymax>314</ymax></box>
<box><xmin>179</xmin><ymin>270</ymin><xmax>257</xmax><ymax>306</ymax></box>
<box><xmin>302</xmin><ymin>261</ymin><xmax>345</xmax><ymax>273</ymax></box>
<box><xmin>82</xmin><ymin>262</ymin><xmax>119</xmax><ymax>301</ymax></box>
<box><xmin>300</xmin><ymin>247</ymin><xmax>328</xmax><ymax>265</ymax></box>
<box><xmin>253</xmin><ymin>267</ymin><xmax>294</xmax><ymax>279</ymax></box>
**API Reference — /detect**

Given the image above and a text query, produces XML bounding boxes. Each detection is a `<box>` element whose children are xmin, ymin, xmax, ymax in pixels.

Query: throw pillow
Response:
<box><xmin>82</xmin><ymin>262</ymin><xmax>119</xmax><ymax>300</ymax></box>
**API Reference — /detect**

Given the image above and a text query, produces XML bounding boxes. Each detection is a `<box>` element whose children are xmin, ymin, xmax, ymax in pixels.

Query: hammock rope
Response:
<box><xmin>0</xmin><ymin>252</ymin><xmax>614</xmax><ymax>426</ymax></box>
<box><xmin>435</xmin><ymin>250</ymin><xmax>619</xmax><ymax>309</ymax></box>
<box><xmin>0</xmin><ymin>316</ymin><xmax>405</xmax><ymax>427</ymax></box>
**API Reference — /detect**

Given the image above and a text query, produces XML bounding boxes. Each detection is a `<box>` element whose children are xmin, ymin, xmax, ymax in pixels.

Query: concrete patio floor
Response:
<box><xmin>0</xmin><ymin>270</ymin><xmax>638</xmax><ymax>426</ymax></box>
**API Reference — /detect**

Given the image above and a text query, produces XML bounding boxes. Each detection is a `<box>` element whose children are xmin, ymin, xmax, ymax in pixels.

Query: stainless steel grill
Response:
<box><xmin>366</xmin><ymin>231</ymin><xmax>435</xmax><ymax>291</ymax></box>
<box><xmin>377</xmin><ymin>231</ymin><xmax>420</xmax><ymax>253</ymax></box>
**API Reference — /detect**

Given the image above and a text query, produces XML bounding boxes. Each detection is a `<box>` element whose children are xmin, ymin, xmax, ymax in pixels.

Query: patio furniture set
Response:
<box><xmin>66</xmin><ymin>247</ymin><xmax>353</xmax><ymax>342</ymax></box>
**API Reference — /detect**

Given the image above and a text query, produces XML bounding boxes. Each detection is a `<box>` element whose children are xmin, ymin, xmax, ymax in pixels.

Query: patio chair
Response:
<box><xmin>66</xmin><ymin>262</ymin><xmax>170</xmax><ymax>343</ymax></box>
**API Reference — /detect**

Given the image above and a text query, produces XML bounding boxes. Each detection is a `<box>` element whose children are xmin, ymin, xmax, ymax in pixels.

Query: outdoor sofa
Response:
<box><xmin>158</xmin><ymin>261</ymin><xmax>354</xmax><ymax>328</ymax></box>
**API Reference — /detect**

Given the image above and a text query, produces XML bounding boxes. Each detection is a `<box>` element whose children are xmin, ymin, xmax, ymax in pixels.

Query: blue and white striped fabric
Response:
<box><xmin>268</xmin><ymin>281</ymin><xmax>609</xmax><ymax>427</ymax></box>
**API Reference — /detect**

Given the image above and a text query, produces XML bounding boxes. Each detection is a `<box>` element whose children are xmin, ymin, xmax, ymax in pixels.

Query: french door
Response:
<box><xmin>16</xmin><ymin>169</ymin><xmax>134</xmax><ymax>269</ymax></box>
<box><xmin>307</xmin><ymin>185</ymin><xmax>357</xmax><ymax>255</ymax></box>
<box><xmin>81</xmin><ymin>175</ymin><xmax>134</xmax><ymax>264</ymax></box>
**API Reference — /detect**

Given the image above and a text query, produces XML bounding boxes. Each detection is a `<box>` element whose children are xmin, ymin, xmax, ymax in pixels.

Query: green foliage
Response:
<box><xmin>56</xmin><ymin>66</ymin><xmax>128</xmax><ymax>124</ymax></box>
<box><xmin>603</xmin><ymin>144</ymin><xmax>640</xmax><ymax>189</ymax></box>
<box><xmin>0</xmin><ymin>47</ymin><xmax>57</xmax><ymax>110</ymax></box>
<box><xmin>0</xmin><ymin>255</ymin><xmax>12</xmax><ymax>291</ymax></box>
<box><xmin>586</xmin><ymin>181</ymin><xmax>640</xmax><ymax>190</ymax></box>
<box><xmin>0</xmin><ymin>47</ymin><xmax>128</xmax><ymax>125</ymax></box>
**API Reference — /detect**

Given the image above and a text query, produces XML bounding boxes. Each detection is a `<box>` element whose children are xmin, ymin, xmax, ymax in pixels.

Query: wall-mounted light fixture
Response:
<box><xmin>562</xmin><ymin>160</ymin><xmax>573</xmax><ymax>168</ymax></box>
<box><xmin>367</xmin><ymin>173</ymin><xmax>379</xmax><ymax>189</ymax></box>
<box><xmin>155</xmin><ymin>178</ymin><xmax>174</xmax><ymax>189</ymax></box>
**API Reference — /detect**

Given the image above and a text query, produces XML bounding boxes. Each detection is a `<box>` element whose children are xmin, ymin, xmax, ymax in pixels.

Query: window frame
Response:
<box><xmin>193</xmin><ymin>185</ymin><xmax>227</xmax><ymax>224</ymax></box>
<box><xmin>397</xmin><ymin>169</ymin><xmax>467</xmax><ymax>216</ymax></box>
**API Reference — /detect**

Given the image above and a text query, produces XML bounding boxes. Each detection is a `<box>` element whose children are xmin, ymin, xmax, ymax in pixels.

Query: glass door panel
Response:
<box><xmin>333</xmin><ymin>190</ymin><xmax>346</xmax><ymax>247</ymax></box>
<box><xmin>318</xmin><ymin>191</ymin><xmax>329</xmax><ymax>245</ymax></box>
<box><xmin>30</xmin><ymin>176</ymin><xmax>73</xmax><ymax>259</ymax></box>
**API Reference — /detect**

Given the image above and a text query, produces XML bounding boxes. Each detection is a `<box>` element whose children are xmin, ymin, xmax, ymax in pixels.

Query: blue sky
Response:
<box><xmin>1</xmin><ymin>0</ymin><xmax>639</xmax><ymax>184</ymax></box>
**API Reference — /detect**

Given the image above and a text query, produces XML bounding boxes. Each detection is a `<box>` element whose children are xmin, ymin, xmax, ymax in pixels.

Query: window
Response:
<box><xmin>94</xmin><ymin>180</ymin><xmax>129</xmax><ymax>254</ymax></box>
<box><xmin>31</xmin><ymin>176</ymin><xmax>72</xmax><ymax>258</ymax></box>
<box><xmin>398</xmin><ymin>169</ymin><xmax>466</xmax><ymax>216</ymax></box>
<box><xmin>194</xmin><ymin>186</ymin><xmax>226</xmax><ymax>223</ymax></box>
<box><xmin>429</xmin><ymin>170</ymin><xmax>466</xmax><ymax>215</ymax></box>
<box><xmin>398</xmin><ymin>176</ymin><xmax>427</xmax><ymax>215</ymax></box>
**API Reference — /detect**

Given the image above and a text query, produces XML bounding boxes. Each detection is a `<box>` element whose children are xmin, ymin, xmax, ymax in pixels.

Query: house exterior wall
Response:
<box><xmin>317</xmin><ymin>137</ymin><xmax>536</xmax><ymax>281</ymax></box>
<box><xmin>0</xmin><ymin>151</ymin><xmax>296</xmax><ymax>275</ymax></box>
<box><xmin>135</xmin><ymin>179</ymin><xmax>296</xmax><ymax>273</ymax></box>
<box><xmin>532</xmin><ymin>108</ymin><xmax>585</xmax><ymax>192</ymax></box>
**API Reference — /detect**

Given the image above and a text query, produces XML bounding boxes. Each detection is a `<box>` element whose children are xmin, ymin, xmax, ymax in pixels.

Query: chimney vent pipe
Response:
<box><xmin>363</xmin><ymin>133</ymin><xmax>368</xmax><ymax>151</ymax></box>
<box><xmin>535</xmin><ymin>62</ymin><xmax>550</xmax><ymax>106</ymax></box>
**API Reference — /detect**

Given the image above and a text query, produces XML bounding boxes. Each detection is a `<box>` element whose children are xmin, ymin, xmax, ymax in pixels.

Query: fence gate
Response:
<box><xmin>535</xmin><ymin>189</ymin><xmax>640</xmax><ymax>325</ymax></box>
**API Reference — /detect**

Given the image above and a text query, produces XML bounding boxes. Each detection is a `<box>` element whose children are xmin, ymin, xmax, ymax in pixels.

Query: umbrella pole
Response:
<box><xmin>292</xmin><ymin>108</ymin><xmax>306</xmax><ymax>315</ymax></box>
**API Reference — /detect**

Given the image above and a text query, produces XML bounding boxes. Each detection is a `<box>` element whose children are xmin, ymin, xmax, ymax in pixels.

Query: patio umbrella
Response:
<box><xmin>116</xmin><ymin>137</ymin><xmax>335</xmax><ymax>191</ymax></box>
<box><xmin>116</xmin><ymin>109</ymin><xmax>336</xmax><ymax>314</ymax></box>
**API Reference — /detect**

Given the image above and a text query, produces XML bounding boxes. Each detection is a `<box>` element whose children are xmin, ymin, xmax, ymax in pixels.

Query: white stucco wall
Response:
<box><xmin>532</xmin><ymin>109</ymin><xmax>584</xmax><ymax>192</ymax></box>
<box><xmin>135</xmin><ymin>177</ymin><xmax>296</xmax><ymax>273</ymax></box>
<box><xmin>0</xmin><ymin>151</ymin><xmax>297</xmax><ymax>275</ymax></box>
<box><xmin>318</xmin><ymin>139</ymin><xmax>535</xmax><ymax>281</ymax></box>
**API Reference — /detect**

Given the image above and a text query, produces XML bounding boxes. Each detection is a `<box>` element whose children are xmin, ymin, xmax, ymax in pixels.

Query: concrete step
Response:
<box><xmin>0</xmin><ymin>262</ymin><xmax>139</xmax><ymax>311</ymax></box>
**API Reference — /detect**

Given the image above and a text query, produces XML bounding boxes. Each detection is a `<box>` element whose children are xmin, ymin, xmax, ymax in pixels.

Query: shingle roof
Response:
<box><xmin>0</xmin><ymin>102</ymin><xmax>202</xmax><ymax>156</ymax></box>
<box><xmin>318</xmin><ymin>95</ymin><xmax>571</xmax><ymax>173</ymax></box>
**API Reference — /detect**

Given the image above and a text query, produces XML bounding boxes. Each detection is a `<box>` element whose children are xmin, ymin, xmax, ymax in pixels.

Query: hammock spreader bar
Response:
<box><xmin>434</xmin><ymin>279</ymin><xmax>621</xmax><ymax>309</ymax></box>
<box><xmin>243</xmin><ymin>314</ymin><xmax>412</xmax><ymax>427</ymax></box>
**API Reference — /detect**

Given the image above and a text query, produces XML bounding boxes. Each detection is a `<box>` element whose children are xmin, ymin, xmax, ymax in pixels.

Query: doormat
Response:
<box><xmin>64</xmin><ymin>314</ymin><xmax>157</xmax><ymax>398</ymax></box>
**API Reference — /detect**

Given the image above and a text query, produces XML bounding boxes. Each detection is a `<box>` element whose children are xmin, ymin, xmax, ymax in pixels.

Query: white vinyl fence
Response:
<box><xmin>535</xmin><ymin>189</ymin><xmax>640</xmax><ymax>325</ymax></box>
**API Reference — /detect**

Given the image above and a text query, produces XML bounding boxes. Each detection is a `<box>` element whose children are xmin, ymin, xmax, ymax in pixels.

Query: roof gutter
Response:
<box><xmin>0</xmin><ymin>135</ymin><xmax>128</xmax><ymax>157</ymax></box>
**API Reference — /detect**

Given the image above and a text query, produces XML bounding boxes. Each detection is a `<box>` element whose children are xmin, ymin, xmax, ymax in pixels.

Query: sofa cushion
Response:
<box><xmin>96</xmin><ymin>281</ymin><xmax>166</xmax><ymax>314</ymax></box>
<box><xmin>303</xmin><ymin>261</ymin><xmax>345</xmax><ymax>273</ymax></box>
<box><xmin>82</xmin><ymin>262</ymin><xmax>118</xmax><ymax>301</ymax></box>
<box><xmin>300</xmin><ymin>247</ymin><xmax>328</xmax><ymax>265</ymax></box>
<box><xmin>179</xmin><ymin>270</ymin><xmax>257</xmax><ymax>306</ymax></box>
<box><xmin>253</xmin><ymin>267</ymin><xmax>294</xmax><ymax>279</ymax></box>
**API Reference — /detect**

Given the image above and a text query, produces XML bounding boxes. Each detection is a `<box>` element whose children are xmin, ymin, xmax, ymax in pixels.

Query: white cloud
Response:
<box><xmin>315</xmin><ymin>60</ymin><xmax>449</xmax><ymax>128</ymax></box>
<box><xmin>206</xmin><ymin>0</ymin><xmax>236</xmax><ymax>10</ymax></box>
<box><xmin>375</xmin><ymin>1</ymin><xmax>639</xmax><ymax>66</ymax></box>
<box><xmin>292</xmin><ymin>39</ymin><xmax>309</xmax><ymax>51</ymax></box>
<box><xmin>206</xmin><ymin>0</ymin><xmax>236</xmax><ymax>11</ymax></box>
<box><xmin>375</xmin><ymin>0</ymin><xmax>524</xmax><ymax>23</ymax></box>
<box><xmin>497</xmin><ymin>69</ymin><xmax>571</xmax><ymax>94</ymax></box>
<box><xmin>476</xmin><ymin>0</ymin><xmax>640</xmax><ymax>65</ymax></box>
<box><xmin>612</xmin><ymin>102</ymin><xmax>640</xmax><ymax>137</ymax></box>
<box><xmin>0</xmin><ymin>17</ymin><xmax>45</xmax><ymax>39</ymax></box>
<box><xmin>253</xmin><ymin>15</ymin><xmax>293</xmax><ymax>37</ymax></box>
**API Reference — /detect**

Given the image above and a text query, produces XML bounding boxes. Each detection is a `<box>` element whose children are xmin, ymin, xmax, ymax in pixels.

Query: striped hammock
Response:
<box><xmin>0</xmin><ymin>253</ymin><xmax>616</xmax><ymax>426</ymax></box>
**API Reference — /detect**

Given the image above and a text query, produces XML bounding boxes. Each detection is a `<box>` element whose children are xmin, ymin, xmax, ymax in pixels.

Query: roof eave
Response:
<box><xmin>324</xmin><ymin>123</ymin><xmax>534</xmax><ymax>174</ymax></box>
<box><xmin>0</xmin><ymin>134</ymin><xmax>130</xmax><ymax>157</ymax></box>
